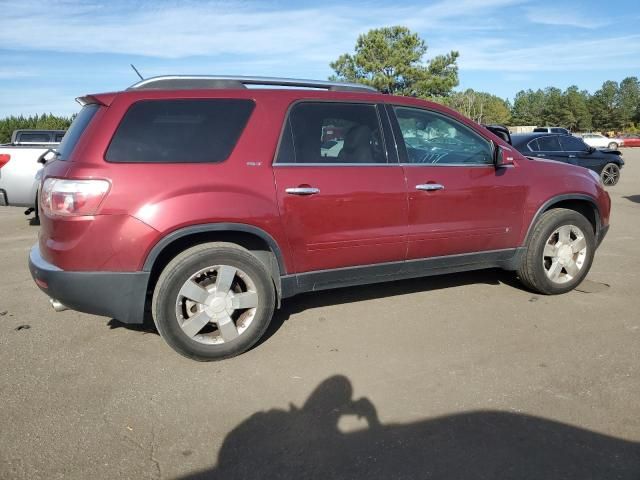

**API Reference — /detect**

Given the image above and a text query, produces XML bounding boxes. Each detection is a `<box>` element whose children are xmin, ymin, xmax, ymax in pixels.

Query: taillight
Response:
<box><xmin>41</xmin><ymin>178</ymin><xmax>110</xmax><ymax>217</ymax></box>
<box><xmin>0</xmin><ymin>154</ymin><xmax>10</xmax><ymax>168</ymax></box>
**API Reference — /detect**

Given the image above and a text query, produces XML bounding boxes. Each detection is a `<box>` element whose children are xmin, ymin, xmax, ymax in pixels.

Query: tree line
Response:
<box><xmin>331</xmin><ymin>26</ymin><xmax>640</xmax><ymax>132</ymax></box>
<box><xmin>0</xmin><ymin>114</ymin><xmax>73</xmax><ymax>144</ymax></box>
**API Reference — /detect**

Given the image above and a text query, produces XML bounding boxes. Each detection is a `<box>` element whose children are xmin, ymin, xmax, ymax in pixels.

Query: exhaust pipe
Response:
<box><xmin>49</xmin><ymin>298</ymin><xmax>68</xmax><ymax>312</ymax></box>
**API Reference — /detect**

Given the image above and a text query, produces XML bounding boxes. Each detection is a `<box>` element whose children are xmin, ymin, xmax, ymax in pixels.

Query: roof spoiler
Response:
<box><xmin>75</xmin><ymin>93</ymin><xmax>117</xmax><ymax>107</ymax></box>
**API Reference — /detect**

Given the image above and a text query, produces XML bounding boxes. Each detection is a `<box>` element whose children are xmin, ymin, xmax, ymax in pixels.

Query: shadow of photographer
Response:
<box><xmin>181</xmin><ymin>375</ymin><xmax>639</xmax><ymax>479</ymax></box>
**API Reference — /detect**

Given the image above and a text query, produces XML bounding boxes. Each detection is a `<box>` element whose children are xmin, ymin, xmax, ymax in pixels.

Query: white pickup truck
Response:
<box><xmin>0</xmin><ymin>129</ymin><xmax>66</xmax><ymax>214</ymax></box>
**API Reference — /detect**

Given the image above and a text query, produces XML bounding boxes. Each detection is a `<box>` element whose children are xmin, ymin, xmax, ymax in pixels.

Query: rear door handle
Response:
<box><xmin>568</xmin><ymin>154</ymin><xmax>577</xmax><ymax>158</ymax></box>
<box><xmin>416</xmin><ymin>183</ymin><xmax>445</xmax><ymax>191</ymax></box>
<box><xmin>285</xmin><ymin>187</ymin><xmax>320</xmax><ymax>196</ymax></box>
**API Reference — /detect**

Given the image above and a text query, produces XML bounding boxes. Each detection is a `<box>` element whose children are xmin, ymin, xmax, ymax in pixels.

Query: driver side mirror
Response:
<box><xmin>494</xmin><ymin>144</ymin><xmax>515</xmax><ymax>167</ymax></box>
<box><xmin>586</xmin><ymin>146</ymin><xmax>596</xmax><ymax>154</ymax></box>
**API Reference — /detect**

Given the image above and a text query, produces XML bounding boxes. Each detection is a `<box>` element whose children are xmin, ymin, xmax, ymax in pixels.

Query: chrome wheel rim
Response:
<box><xmin>175</xmin><ymin>265</ymin><xmax>258</xmax><ymax>345</ymax></box>
<box><xmin>602</xmin><ymin>165</ymin><xmax>619</xmax><ymax>186</ymax></box>
<box><xmin>543</xmin><ymin>225</ymin><xmax>587</xmax><ymax>284</ymax></box>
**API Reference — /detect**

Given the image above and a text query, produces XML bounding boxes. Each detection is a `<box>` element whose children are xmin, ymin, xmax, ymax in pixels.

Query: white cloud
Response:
<box><xmin>0</xmin><ymin>0</ymin><xmax>524</xmax><ymax>60</ymax></box>
<box><xmin>525</xmin><ymin>6</ymin><xmax>609</xmax><ymax>28</ymax></box>
<box><xmin>454</xmin><ymin>34</ymin><xmax>640</xmax><ymax>71</ymax></box>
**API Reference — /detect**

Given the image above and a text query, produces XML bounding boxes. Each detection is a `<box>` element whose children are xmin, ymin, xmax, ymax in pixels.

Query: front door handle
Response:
<box><xmin>416</xmin><ymin>183</ymin><xmax>445</xmax><ymax>191</ymax></box>
<box><xmin>285</xmin><ymin>187</ymin><xmax>320</xmax><ymax>196</ymax></box>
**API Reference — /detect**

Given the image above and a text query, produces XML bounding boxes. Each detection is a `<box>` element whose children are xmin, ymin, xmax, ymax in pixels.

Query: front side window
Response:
<box><xmin>276</xmin><ymin>102</ymin><xmax>387</xmax><ymax>164</ymax></box>
<box><xmin>106</xmin><ymin>99</ymin><xmax>254</xmax><ymax>163</ymax></box>
<box><xmin>536</xmin><ymin>136</ymin><xmax>562</xmax><ymax>152</ymax></box>
<box><xmin>392</xmin><ymin>106</ymin><xmax>493</xmax><ymax>165</ymax></box>
<box><xmin>559</xmin><ymin>135</ymin><xmax>588</xmax><ymax>152</ymax></box>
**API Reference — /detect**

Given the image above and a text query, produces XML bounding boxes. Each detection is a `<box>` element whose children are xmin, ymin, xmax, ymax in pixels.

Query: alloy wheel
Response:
<box><xmin>175</xmin><ymin>265</ymin><xmax>259</xmax><ymax>344</ymax></box>
<box><xmin>542</xmin><ymin>225</ymin><xmax>588</xmax><ymax>284</ymax></box>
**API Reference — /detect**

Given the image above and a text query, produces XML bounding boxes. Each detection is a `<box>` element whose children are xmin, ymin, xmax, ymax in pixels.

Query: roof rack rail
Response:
<box><xmin>127</xmin><ymin>75</ymin><xmax>378</xmax><ymax>93</ymax></box>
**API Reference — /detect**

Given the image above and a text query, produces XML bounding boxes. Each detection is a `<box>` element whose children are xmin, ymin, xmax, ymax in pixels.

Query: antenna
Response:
<box><xmin>130</xmin><ymin>64</ymin><xmax>144</xmax><ymax>81</ymax></box>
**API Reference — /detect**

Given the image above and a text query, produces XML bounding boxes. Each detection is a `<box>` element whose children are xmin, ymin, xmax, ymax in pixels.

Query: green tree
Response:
<box><xmin>563</xmin><ymin>86</ymin><xmax>592</xmax><ymax>131</ymax></box>
<box><xmin>330</xmin><ymin>26</ymin><xmax>459</xmax><ymax>97</ymax></box>
<box><xmin>444</xmin><ymin>89</ymin><xmax>511</xmax><ymax>124</ymax></box>
<box><xmin>0</xmin><ymin>114</ymin><xmax>73</xmax><ymax>144</ymax></box>
<box><xmin>510</xmin><ymin>89</ymin><xmax>546</xmax><ymax>125</ymax></box>
<box><xmin>617</xmin><ymin>76</ymin><xmax>640</xmax><ymax>129</ymax></box>
<box><xmin>589</xmin><ymin>80</ymin><xmax>619</xmax><ymax>131</ymax></box>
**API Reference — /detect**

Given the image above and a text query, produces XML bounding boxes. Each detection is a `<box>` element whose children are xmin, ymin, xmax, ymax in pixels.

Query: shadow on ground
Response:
<box><xmin>623</xmin><ymin>195</ymin><xmax>640</xmax><ymax>204</ymax></box>
<box><xmin>181</xmin><ymin>375</ymin><xmax>640</xmax><ymax>479</ymax></box>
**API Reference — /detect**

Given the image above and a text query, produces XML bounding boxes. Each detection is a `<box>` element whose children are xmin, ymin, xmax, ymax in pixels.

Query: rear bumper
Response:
<box><xmin>28</xmin><ymin>245</ymin><xmax>149</xmax><ymax>324</ymax></box>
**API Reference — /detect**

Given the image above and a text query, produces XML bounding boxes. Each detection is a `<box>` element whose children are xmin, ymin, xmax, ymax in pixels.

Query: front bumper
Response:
<box><xmin>29</xmin><ymin>245</ymin><xmax>149</xmax><ymax>324</ymax></box>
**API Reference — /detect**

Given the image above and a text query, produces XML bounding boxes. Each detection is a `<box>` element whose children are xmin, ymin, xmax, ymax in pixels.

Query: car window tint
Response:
<box><xmin>18</xmin><ymin>133</ymin><xmax>51</xmax><ymax>143</ymax></box>
<box><xmin>393</xmin><ymin>106</ymin><xmax>492</xmax><ymax>165</ymax></box>
<box><xmin>536</xmin><ymin>136</ymin><xmax>562</xmax><ymax>152</ymax></box>
<box><xmin>106</xmin><ymin>99</ymin><xmax>254</xmax><ymax>163</ymax></box>
<box><xmin>559</xmin><ymin>136</ymin><xmax>587</xmax><ymax>151</ymax></box>
<box><xmin>527</xmin><ymin>139</ymin><xmax>540</xmax><ymax>151</ymax></box>
<box><xmin>278</xmin><ymin>102</ymin><xmax>387</xmax><ymax>164</ymax></box>
<box><xmin>57</xmin><ymin>104</ymin><xmax>100</xmax><ymax>160</ymax></box>
<box><xmin>54</xmin><ymin>133</ymin><xmax>65</xmax><ymax>142</ymax></box>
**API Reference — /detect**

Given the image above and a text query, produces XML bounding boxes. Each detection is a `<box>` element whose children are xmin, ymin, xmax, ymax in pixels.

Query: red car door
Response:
<box><xmin>387</xmin><ymin>104</ymin><xmax>526</xmax><ymax>259</ymax></box>
<box><xmin>273</xmin><ymin>101</ymin><xmax>408</xmax><ymax>273</ymax></box>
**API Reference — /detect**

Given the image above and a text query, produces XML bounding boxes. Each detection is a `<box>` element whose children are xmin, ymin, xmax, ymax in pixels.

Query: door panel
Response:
<box><xmin>273</xmin><ymin>101</ymin><xmax>407</xmax><ymax>273</ymax></box>
<box><xmin>403</xmin><ymin>165</ymin><xmax>526</xmax><ymax>258</ymax></box>
<box><xmin>273</xmin><ymin>166</ymin><xmax>408</xmax><ymax>272</ymax></box>
<box><xmin>388</xmin><ymin>104</ymin><xmax>526</xmax><ymax>259</ymax></box>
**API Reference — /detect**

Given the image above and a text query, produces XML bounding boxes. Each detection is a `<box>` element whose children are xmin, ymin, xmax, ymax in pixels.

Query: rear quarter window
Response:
<box><xmin>57</xmin><ymin>104</ymin><xmax>100</xmax><ymax>160</ymax></box>
<box><xmin>105</xmin><ymin>99</ymin><xmax>255</xmax><ymax>163</ymax></box>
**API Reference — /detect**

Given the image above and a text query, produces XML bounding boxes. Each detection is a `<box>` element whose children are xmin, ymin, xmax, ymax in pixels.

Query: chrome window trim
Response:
<box><xmin>273</xmin><ymin>162</ymin><xmax>400</xmax><ymax>167</ymax></box>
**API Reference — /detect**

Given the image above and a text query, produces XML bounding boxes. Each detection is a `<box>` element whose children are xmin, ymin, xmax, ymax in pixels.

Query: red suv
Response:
<box><xmin>29</xmin><ymin>76</ymin><xmax>611</xmax><ymax>361</ymax></box>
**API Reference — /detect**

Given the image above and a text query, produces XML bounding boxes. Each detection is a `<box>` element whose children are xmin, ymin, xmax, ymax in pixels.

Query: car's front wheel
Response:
<box><xmin>518</xmin><ymin>208</ymin><xmax>595</xmax><ymax>295</ymax></box>
<box><xmin>152</xmin><ymin>242</ymin><xmax>275</xmax><ymax>361</ymax></box>
<box><xmin>601</xmin><ymin>163</ymin><xmax>620</xmax><ymax>186</ymax></box>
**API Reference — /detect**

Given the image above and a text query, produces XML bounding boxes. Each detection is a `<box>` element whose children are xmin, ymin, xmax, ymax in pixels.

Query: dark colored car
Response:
<box><xmin>29</xmin><ymin>75</ymin><xmax>611</xmax><ymax>361</ymax></box>
<box><xmin>511</xmin><ymin>133</ymin><xmax>624</xmax><ymax>186</ymax></box>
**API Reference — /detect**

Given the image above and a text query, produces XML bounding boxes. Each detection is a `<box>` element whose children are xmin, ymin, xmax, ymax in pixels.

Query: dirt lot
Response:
<box><xmin>1</xmin><ymin>151</ymin><xmax>639</xmax><ymax>479</ymax></box>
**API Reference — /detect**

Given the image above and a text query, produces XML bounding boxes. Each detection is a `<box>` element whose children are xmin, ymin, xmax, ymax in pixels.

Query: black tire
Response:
<box><xmin>600</xmin><ymin>163</ymin><xmax>620</xmax><ymax>186</ymax></box>
<box><xmin>152</xmin><ymin>242</ymin><xmax>275</xmax><ymax>361</ymax></box>
<box><xmin>518</xmin><ymin>208</ymin><xmax>595</xmax><ymax>295</ymax></box>
<box><xmin>607</xmin><ymin>142</ymin><xmax>618</xmax><ymax>150</ymax></box>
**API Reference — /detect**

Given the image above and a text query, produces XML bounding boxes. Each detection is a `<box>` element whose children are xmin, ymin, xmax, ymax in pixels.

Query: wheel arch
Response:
<box><xmin>143</xmin><ymin>224</ymin><xmax>287</xmax><ymax>305</ymax></box>
<box><xmin>523</xmin><ymin>194</ymin><xmax>601</xmax><ymax>246</ymax></box>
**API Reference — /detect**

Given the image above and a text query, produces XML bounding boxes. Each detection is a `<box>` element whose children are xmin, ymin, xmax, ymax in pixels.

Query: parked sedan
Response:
<box><xmin>620</xmin><ymin>134</ymin><xmax>640</xmax><ymax>147</ymax></box>
<box><xmin>512</xmin><ymin>133</ymin><xmax>624</xmax><ymax>186</ymax></box>
<box><xmin>581</xmin><ymin>133</ymin><xmax>623</xmax><ymax>150</ymax></box>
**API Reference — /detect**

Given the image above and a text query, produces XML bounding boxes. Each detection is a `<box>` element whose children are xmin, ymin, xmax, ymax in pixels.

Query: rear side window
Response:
<box><xmin>276</xmin><ymin>102</ymin><xmax>387</xmax><ymax>164</ymax></box>
<box><xmin>106</xmin><ymin>99</ymin><xmax>254</xmax><ymax>163</ymax></box>
<box><xmin>18</xmin><ymin>133</ymin><xmax>51</xmax><ymax>143</ymax></box>
<box><xmin>57</xmin><ymin>104</ymin><xmax>99</xmax><ymax>160</ymax></box>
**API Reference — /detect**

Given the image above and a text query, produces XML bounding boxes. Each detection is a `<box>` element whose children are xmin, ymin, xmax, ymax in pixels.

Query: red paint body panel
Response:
<box><xmin>403</xmin><ymin>164</ymin><xmax>527</xmax><ymax>258</ymax></box>
<box><xmin>37</xmin><ymin>87</ymin><xmax>611</xmax><ymax>279</ymax></box>
<box><xmin>273</xmin><ymin>166</ymin><xmax>408</xmax><ymax>272</ymax></box>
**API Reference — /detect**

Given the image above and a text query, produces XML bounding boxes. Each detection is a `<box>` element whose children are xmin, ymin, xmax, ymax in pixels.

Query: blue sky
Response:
<box><xmin>1</xmin><ymin>0</ymin><xmax>639</xmax><ymax>117</ymax></box>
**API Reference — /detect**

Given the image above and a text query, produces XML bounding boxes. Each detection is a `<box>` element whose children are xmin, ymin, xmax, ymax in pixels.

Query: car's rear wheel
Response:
<box><xmin>607</xmin><ymin>142</ymin><xmax>618</xmax><ymax>150</ymax></box>
<box><xmin>152</xmin><ymin>242</ymin><xmax>275</xmax><ymax>361</ymax></box>
<box><xmin>601</xmin><ymin>163</ymin><xmax>620</xmax><ymax>186</ymax></box>
<box><xmin>518</xmin><ymin>209</ymin><xmax>595</xmax><ymax>295</ymax></box>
